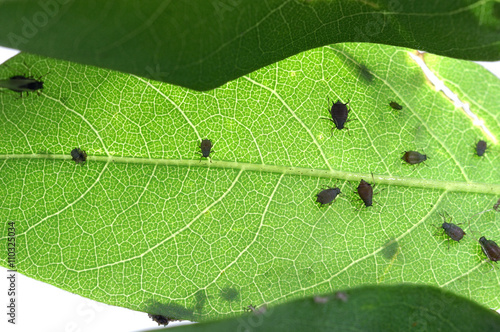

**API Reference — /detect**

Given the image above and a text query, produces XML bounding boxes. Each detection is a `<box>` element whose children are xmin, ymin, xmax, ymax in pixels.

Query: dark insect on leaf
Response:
<box><xmin>245</xmin><ymin>304</ymin><xmax>267</xmax><ymax>315</ymax></box>
<box><xmin>436</xmin><ymin>213</ymin><xmax>465</xmax><ymax>248</ymax></box>
<box><xmin>440</xmin><ymin>222</ymin><xmax>465</xmax><ymax>242</ymax></box>
<box><xmin>199</xmin><ymin>139</ymin><xmax>213</xmax><ymax>162</ymax></box>
<box><xmin>401</xmin><ymin>151</ymin><xmax>427</xmax><ymax>165</ymax></box>
<box><xmin>245</xmin><ymin>304</ymin><xmax>256</xmax><ymax>312</ymax></box>
<box><xmin>493</xmin><ymin>198</ymin><xmax>500</xmax><ymax>211</ymax></box>
<box><xmin>479</xmin><ymin>236</ymin><xmax>500</xmax><ymax>263</ymax></box>
<box><xmin>0</xmin><ymin>75</ymin><xmax>44</xmax><ymax>97</ymax></box>
<box><xmin>321</xmin><ymin>99</ymin><xmax>350</xmax><ymax>133</ymax></box>
<box><xmin>70</xmin><ymin>148</ymin><xmax>87</xmax><ymax>164</ymax></box>
<box><xmin>357</xmin><ymin>179</ymin><xmax>373</xmax><ymax>207</ymax></box>
<box><xmin>316</xmin><ymin>186</ymin><xmax>341</xmax><ymax>207</ymax></box>
<box><xmin>389</xmin><ymin>101</ymin><xmax>403</xmax><ymax>110</ymax></box>
<box><xmin>475</xmin><ymin>140</ymin><xmax>487</xmax><ymax>157</ymax></box>
<box><xmin>467</xmin><ymin>211</ymin><xmax>500</xmax><ymax>267</ymax></box>
<box><xmin>148</xmin><ymin>314</ymin><xmax>170</xmax><ymax>326</ymax></box>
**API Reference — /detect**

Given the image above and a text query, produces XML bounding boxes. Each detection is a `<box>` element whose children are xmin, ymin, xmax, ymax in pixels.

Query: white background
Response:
<box><xmin>1</xmin><ymin>46</ymin><xmax>499</xmax><ymax>332</ymax></box>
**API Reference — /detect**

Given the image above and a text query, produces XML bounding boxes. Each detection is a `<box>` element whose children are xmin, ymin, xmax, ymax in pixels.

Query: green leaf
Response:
<box><xmin>1</xmin><ymin>0</ymin><xmax>500</xmax><ymax>90</ymax></box>
<box><xmin>0</xmin><ymin>43</ymin><xmax>499</xmax><ymax>322</ymax></box>
<box><xmin>147</xmin><ymin>285</ymin><xmax>500</xmax><ymax>331</ymax></box>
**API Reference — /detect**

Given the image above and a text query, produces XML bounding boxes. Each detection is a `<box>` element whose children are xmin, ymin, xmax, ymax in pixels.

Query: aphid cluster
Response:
<box><xmin>6</xmin><ymin>60</ymin><xmax>497</xmax><ymax>278</ymax></box>
<box><xmin>431</xmin><ymin>211</ymin><xmax>500</xmax><ymax>269</ymax></box>
<box><xmin>315</xmin><ymin>177</ymin><xmax>384</xmax><ymax>210</ymax></box>
<box><xmin>1</xmin><ymin>66</ymin><xmax>94</xmax><ymax>167</ymax></box>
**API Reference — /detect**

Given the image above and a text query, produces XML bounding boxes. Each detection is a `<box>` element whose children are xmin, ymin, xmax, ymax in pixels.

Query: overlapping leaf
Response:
<box><xmin>0</xmin><ymin>44</ymin><xmax>499</xmax><ymax>322</ymax></box>
<box><xmin>1</xmin><ymin>0</ymin><xmax>500</xmax><ymax>90</ymax></box>
<box><xmin>153</xmin><ymin>285</ymin><xmax>500</xmax><ymax>331</ymax></box>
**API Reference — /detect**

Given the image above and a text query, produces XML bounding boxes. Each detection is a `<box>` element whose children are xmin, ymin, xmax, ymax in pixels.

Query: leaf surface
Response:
<box><xmin>0</xmin><ymin>44</ymin><xmax>499</xmax><ymax>321</ymax></box>
<box><xmin>1</xmin><ymin>0</ymin><xmax>500</xmax><ymax>90</ymax></box>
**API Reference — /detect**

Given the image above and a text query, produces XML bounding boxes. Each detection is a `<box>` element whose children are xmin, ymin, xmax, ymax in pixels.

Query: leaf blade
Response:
<box><xmin>0</xmin><ymin>44</ymin><xmax>499</xmax><ymax>321</ymax></box>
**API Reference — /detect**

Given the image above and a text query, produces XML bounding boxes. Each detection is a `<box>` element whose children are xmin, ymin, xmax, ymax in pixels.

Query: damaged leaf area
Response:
<box><xmin>0</xmin><ymin>43</ymin><xmax>499</xmax><ymax>322</ymax></box>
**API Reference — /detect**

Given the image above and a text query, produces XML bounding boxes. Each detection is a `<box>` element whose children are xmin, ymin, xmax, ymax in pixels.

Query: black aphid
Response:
<box><xmin>467</xmin><ymin>212</ymin><xmax>500</xmax><ymax>266</ymax></box>
<box><xmin>479</xmin><ymin>237</ymin><xmax>500</xmax><ymax>263</ymax></box>
<box><xmin>494</xmin><ymin>198</ymin><xmax>500</xmax><ymax>211</ymax></box>
<box><xmin>402</xmin><ymin>151</ymin><xmax>427</xmax><ymax>165</ymax></box>
<box><xmin>389</xmin><ymin>101</ymin><xmax>403</xmax><ymax>110</ymax></box>
<box><xmin>0</xmin><ymin>75</ymin><xmax>44</xmax><ymax>97</ymax></box>
<box><xmin>476</xmin><ymin>140</ymin><xmax>487</xmax><ymax>157</ymax></box>
<box><xmin>245</xmin><ymin>304</ymin><xmax>256</xmax><ymax>312</ymax></box>
<box><xmin>321</xmin><ymin>99</ymin><xmax>350</xmax><ymax>132</ymax></box>
<box><xmin>71</xmin><ymin>148</ymin><xmax>87</xmax><ymax>164</ymax></box>
<box><xmin>357</xmin><ymin>179</ymin><xmax>373</xmax><ymax>207</ymax></box>
<box><xmin>316</xmin><ymin>186</ymin><xmax>341</xmax><ymax>207</ymax></box>
<box><xmin>245</xmin><ymin>304</ymin><xmax>266</xmax><ymax>315</ymax></box>
<box><xmin>436</xmin><ymin>213</ymin><xmax>465</xmax><ymax>248</ymax></box>
<box><xmin>199</xmin><ymin>139</ymin><xmax>212</xmax><ymax>162</ymax></box>
<box><xmin>148</xmin><ymin>314</ymin><xmax>170</xmax><ymax>326</ymax></box>
<box><xmin>440</xmin><ymin>222</ymin><xmax>466</xmax><ymax>242</ymax></box>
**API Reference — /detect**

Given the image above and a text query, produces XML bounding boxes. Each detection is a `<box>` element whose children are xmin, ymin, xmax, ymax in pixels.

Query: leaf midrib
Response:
<box><xmin>1</xmin><ymin>154</ymin><xmax>499</xmax><ymax>195</ymax></box>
